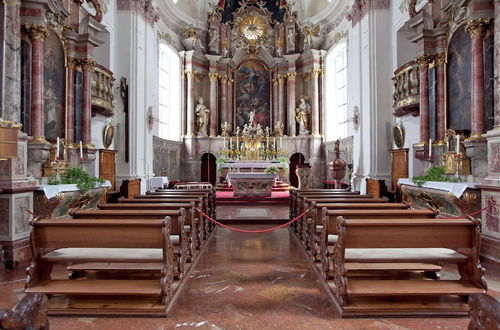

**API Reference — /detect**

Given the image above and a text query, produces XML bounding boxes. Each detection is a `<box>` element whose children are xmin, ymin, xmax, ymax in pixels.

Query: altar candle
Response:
<box><xmin>223</xmin><ymin>137</ymin><xmax>226</xmax><ymax>149</ymax></box>
<box><xmin>79</xmin><ymin>141</ymin><xmax>84</xmax><ymax>160</ymax></box>
<box><xmin>280</xmin><ymin>137</ymin><xmax>283</xmax><ymax>149</ymax></box>
<box><xmin>229</xmin><ymin>137</ymin><xmax>233</xmax><ymax>150</ymax></box>
<box><xmin>56</xmin><ymin>137</ymin><xmax>60</xmax><ymax>160</ymax></box>
<box><xmin>266</xmin><ymin>137</ymin><xmax>269</xmax><ymax>148</ymax></box>
<box><xmin>274</xmin><ymin>137</ymin><xmax>276</xmax><ymax>150</ymax></box>
<box><xmin>456</xmin><ymin>135</ymin><xmax>460</xmax><ymax>155</ymax></box>
<box><xmin>236</xmin><ymin>136</ymin><xmax>239</xmax><ymax>149</ymax></box>
<box><xmin>428</xmin><ymin>138</ymin><xmax>432</xmax><ymax>158</ymax></box>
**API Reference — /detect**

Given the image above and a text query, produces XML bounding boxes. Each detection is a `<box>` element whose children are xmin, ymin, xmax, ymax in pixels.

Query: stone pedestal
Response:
<box><xmin>27</xmin><ymin>140</ymin><xmax>51</xmax><ymax>179</ymax></box>
<box><xmin>81</xmin><ymin>147</ymin><xmax>97</xmax><ymax>176</ymax></box>
<box><xmin>484</xmin><ymin>128</ymin><xmax>500</xmax><ymax>184</ymax></box>
<box><xmin>464</xmin><ymin>140</ymin><xmax>488</xmax><ymax>179</ymax></box>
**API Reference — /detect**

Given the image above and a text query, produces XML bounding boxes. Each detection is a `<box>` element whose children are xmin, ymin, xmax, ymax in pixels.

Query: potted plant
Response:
<box><xmin>264</xmin><ymin>166</ymin><xmax>280</xmax><ymax>174</ymax></box>
<box><xmin>47</xmin><ymin>165</ymin><xmax>105</xmax><ymax>193</ymax></box>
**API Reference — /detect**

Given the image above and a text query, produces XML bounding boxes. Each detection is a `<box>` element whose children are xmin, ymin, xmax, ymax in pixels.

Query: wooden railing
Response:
<box><xmin>392</xmin><ymin>61</ymin><xmax>419</xmax><ymax>117</ymax></box>
<box><xmin>91</xmin><ymin>64</ymin><xmax>115</xmax><ymax>117</ymax></box>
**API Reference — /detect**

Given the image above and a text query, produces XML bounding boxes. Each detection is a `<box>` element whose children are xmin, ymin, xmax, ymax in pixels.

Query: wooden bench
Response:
<box><xmin>118</xmin><ymin>196</ymin><xmax>212</xmax><ymax>239</ymax></box>
<box><xmin>99</xmin><ymin>202</ymin><xmax>201</xmax><ymax>258</ymax></box>
<box><xmin>330</xmin><ymin>217</ymin><xmax>486</xmax><ymax>317</ymax></box>
<box><xmin>25</xmin><ymin>218</ymin><xmax>175</xmax><ymax>316</ymax></box>
<box><xmin>120</xmin><ymin>178</ymin><xmax>141</xmax><ymax>199</ymax></box>
<box><xmin>70</xmin><ymin>209</ymin><xmax>188</xmax><ymax>279</ymax></box>
<box><xmin>319</xmin><ymin>208</ymin><xmax>438</xmax><ymax>278</ymax></box>
<box><xmin>138</xmin><ymin>191</ymin><xmax>215</xmax><ymax>219</ymax></box>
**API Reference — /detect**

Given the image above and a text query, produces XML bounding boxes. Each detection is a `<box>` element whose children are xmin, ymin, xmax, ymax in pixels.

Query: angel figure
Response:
<box><xmin>302</xmin><ymin>24</ymin><xmax>320</xmax><ymax>50</ymax></box>
<box><xmin>274</xmin><ymin>121</ymin><xmax>284</xmax><ymax>136</ymax></box>
<box><xmin>295</xmin><ymin>96</ymin><xmax>311</xmax><ymax>134</ymax></box>
<box><xmin>221</xmin><ymin>121</ymin><xmax>231</xmax><ymax>137</ymax></box>
<box><xmin>195</xmin><ymin>97</ymin><xmax>210</xmax><ymax>136</ymax></box>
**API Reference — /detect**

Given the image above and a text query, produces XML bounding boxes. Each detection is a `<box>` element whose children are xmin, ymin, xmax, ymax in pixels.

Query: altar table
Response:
<box><xmin>227</xmin><ymin>173</ymin><xmax>278</xmax><ymax>198</ymax></box>
<box><xmin>150</xmin><ymin>176</ymin><xmax>169</xmax><ymax>190</ymax></box>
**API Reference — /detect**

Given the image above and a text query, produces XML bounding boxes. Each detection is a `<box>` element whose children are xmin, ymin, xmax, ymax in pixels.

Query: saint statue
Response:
<box><xmin>295</xmin><ymin>97</ymin><xmax>311</xmax><ymax>135</ymax></box>
<box><xmin>248</xmin><ymin>110</ymin><xmax>256</xmax><ymax>125</ymax></box>
<box><xmin>287</xmin><ymin>27</ymin><xmax>295</xmax><ymax>52</ymax></box>
<box><xmin>195</xmin><ymin>97</ymin><xmax>210</xmax><ymax>136</ymax></box>
<box><xmin>221</xmin><ymin>121</ymin><xmax>231</xmax><ymax>137</ymax></box>
<box><xmin>208</xmin><ymin>27</ymin><xmax>219</xmax><ymax>48</ymax></box>
<box><xmin>274</xmin><ymin>121</ymin><xmax>284</xmax><ymax>136</ymax></box>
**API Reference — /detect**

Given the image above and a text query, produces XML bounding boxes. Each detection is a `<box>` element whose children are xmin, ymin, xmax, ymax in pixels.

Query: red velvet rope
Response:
<box><xmin>196</xmin><ymin>207</ymin><xmax>310</xmax><ymax>233</ymax></box>
<box><xmin>438</xmin><ymin>206</ymin><xmax>488</xmax><ymax>220</ymax></box>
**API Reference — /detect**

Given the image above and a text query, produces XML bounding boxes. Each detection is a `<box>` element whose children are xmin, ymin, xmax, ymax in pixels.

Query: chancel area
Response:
<box><xmin>1</xmin><ymin>0</ymin><xmax>500</xmax><ymax>328</ymax></box>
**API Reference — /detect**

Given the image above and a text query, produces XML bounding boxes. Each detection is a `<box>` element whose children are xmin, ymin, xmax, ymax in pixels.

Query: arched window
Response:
<box><xmin>158</xmin><ymin>43</ymin><xmax>181</xmax><ymax>140</ymax></box>
<box><xmin>325</xmin><ymin>42</ymin><xmax>347</xmax><ymax>141</ymax></box>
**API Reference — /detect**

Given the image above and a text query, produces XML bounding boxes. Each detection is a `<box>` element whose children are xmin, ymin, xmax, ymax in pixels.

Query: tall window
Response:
<box><xmin>158</xmin><ymin>43</ymin><xmax>181</xmax><ymax>140</ymax></box>
<box><xmin>325</xmin><ymin>43</ymin><xmax>348</xmax><ymax>141</ymax></box>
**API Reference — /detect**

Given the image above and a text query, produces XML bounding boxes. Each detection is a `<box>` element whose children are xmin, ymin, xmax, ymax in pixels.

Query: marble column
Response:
<box><xmin>26</xmin><ymin>25</ymin><xmax>47</xmax><ymax>141</ymax></box>
<box><xmin>287</xmin><ymin>72</ymin><xmax>297</xmax><ymax>136</ymax></box>
<box><xmin>220</xmin><ymin>75</ymin><xmax>228</xmax><ymax>129</ymax></box>
<box><xmin>185</xmin><ymin>70</ymin><xmax>195</xmax><ymax>136</ymax></box>
<box><xmin>277</xmin><ymin>75</ymin><xmax>286</xmax><ymax>134</ymax></box>
<box><xmin>310</xmin><ymin>69</ymin><xmax>321</xmax><ymax>136</ymax></box>
<box><xmin>209</xmin><ymin>72</ymin><xmax>218</xmax><ymax>137</ymax></box>
<box><xmin>66</xmin><ymin>58</ymin><xmax>76</xmax><ymax>144</ymax></box>
<box><xmin>272</xmin><ymin>76</ymin><xmax>279</xmax><ymax>130</ymax></box>
<box><xmin>81</xmin><ymin>58</ymin><xmax>94</xmax><ymax>147</ymax></box>
<box><xmin>435</xmin><ymin>53</ymin><xmax>446</xmax><ymax>142</ymax></box>
<box><xmin>465</xmin><ymin>19</ymin><xmax>490</xmax><ymax>140</ymax></box>
<box><xmin>415</xmin><ymin>54</ymin><xmax>432</xmax><ymax>143</ymax></box>
<box><xmin>227</xmin><ymin>78</ymin><xmax>233</xmax><ymax>130</ymax></box>
<box><xmin>0</xmin><ymin>0</ymin><xmax>21</xmax><ymax>123</ymax></box>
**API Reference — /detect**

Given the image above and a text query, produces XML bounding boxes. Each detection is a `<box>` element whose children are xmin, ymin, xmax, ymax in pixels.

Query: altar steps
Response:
<box><xmin>215</xmin><ymin>191</ymin><xmax>290</xmax><ymax>205</ymax></box>
<box><xmin>216</xmin><ymin>181</ymin><xmax>292</xmax><ymax>192</ymax></box>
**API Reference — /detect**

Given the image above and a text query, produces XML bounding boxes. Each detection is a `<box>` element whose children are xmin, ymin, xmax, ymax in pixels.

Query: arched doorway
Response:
<box><xmin>289</xmin><ymin>153</ymin><xmax>306</xmax><ymax>188</ymax></box>
<box><xmin>201</xmin><ymin>153</ymin><xmax>216</xmax><ymax>185</ymax></box>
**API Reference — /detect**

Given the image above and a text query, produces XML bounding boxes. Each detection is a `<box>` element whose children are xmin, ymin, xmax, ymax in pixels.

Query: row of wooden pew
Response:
<box><xmin>24</xmin><ymin>188</ymin><xmax>216</xmax><ymax>316</ymax></box>
<box><xmin>290</xmin><ymin>189</ymin><xmax>487</xmax><ymax>317</ymax></box>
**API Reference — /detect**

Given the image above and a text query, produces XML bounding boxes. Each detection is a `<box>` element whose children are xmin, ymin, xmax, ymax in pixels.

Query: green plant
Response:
<box><xmin>278</xmin><ymin>157</ymin><xmax>289</xmax><ymax>173</ymax></box>
<box><xmin>51</xmin><ymin>166</ymin><xmax>105</xmax><ymax>193</ymax></box>
<box><xmin>264</xmin><ymin>166</ymin><xmax>280</xmax><ymax>174</ymax></box>
<box><xmin>47</xmin><ymin>177</ymin><xmax>60</xmax><ymax>185</ymax></box>
<box><xmin>411</xmin><ymin>166</ymin><xmax>459</xmax><ymax>187</ymax></box>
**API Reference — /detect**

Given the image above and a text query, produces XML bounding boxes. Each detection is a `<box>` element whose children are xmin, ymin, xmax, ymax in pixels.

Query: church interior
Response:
<box><xmin>1</xmin><ymin>0</ymin><xmax>500</xmax><ymax>328</ymax></box>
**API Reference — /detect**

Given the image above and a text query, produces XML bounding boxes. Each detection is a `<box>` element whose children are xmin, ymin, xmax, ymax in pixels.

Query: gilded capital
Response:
<box><xmin>208</xmin><ymin>72</ymin><xmax>219</xmax><ymax>81</ymax></box>
<box><xmin>287</xmin><ymin>72</ymin><xmax>297</xmax><ymax>80</ymax></box>
<box><xmin>311</xmin><ymin>69</ymin><xmax>323</xmax><ymax>78</ymax></box>
<box><xmin>277</xmin><ymin>74</ymin><xmax>286</xmax><ymax>83</ymax></box>
<box><xmin>78</xmin><ymin>58</ymin><xmax>96</xmax><ymax>71</ymax></box>
<box><xmin>465</xmin><ymin>18</ymin><xmax>491</xmax><ymax>38</ymax></box>
<box><xmin>183</xmin><ymin>70</ymin><xmax>195</xmax><ymax>79</ymax></box>
<box><xmin>303</xmin><ymin>72</ymin><xmax>311</xmax><ymax>82</ymax></box>
<box><xmin>434</xmin><ymin>52</ymin><xmax>446</xmax><ymax>66</ymax></box>
<box><xmin>23</xmin><ymin>24</ymin><xmax>48</xmax><ymax>41</ymax></box>
<box><xmin>415</xmin><ymin>53</ymin><xmax>434</xmax><ymax>68</ymax></box>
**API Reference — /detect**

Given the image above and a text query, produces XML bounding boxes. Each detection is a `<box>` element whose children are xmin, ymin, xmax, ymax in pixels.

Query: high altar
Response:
<box><xmin>179</xmin><ymin>0</ymin><xmax>326</xmax><ymax>187</ymax></box>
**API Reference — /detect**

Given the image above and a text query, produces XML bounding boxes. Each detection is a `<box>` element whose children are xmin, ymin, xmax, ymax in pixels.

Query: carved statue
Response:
<box><xmin>235</xmin><ymin>126</ymin><xmax>241</xmax><ymax>137</ymax></box>
<box><xmin>221</xmin><ymin>121</ymin><xmax>231</xmax><ymax>137</ymax></box>
<box><xmin>274</xmin><ymin>121</ymin><xmax>284</xmax><ymax>136</ymax></box>
<box><xmin>248</xmin><ymin>110</ymin><xmax>256</xmax><ymax>125</ymax></box>
<box><xmin>287</xmin><ymin>26</ymin><xmax>295</xmax><ymax>52</ymax></box>
<box><xmin>302</xmin><ymin>24</ymin><xmax>320</xmax><ymax>50</ymax></box>
<box><xmin>276</xmin><ymin>37</ymin><xmax>283</xmax><ymax>57</ymax></box>
<box><xmin>208</xmin><ymin>27</ymin><xmax>219</xmax><ymax>48</ymax></box>
<box><xmin>265</xmin><ymin>126</ymin><xmax>270</xmax><ymax>137</ymax></box>
<box><xmin>295</xmin><ymin>97</ymin><xmax>311</xmax><ymax>134</ymax></box>
<box><xmin>195</xmin><ymin>97</ymin><xmax>210</xmax><ymax>136</ymax></box>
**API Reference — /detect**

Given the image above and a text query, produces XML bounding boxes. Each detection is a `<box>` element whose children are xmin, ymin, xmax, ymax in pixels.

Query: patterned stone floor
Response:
<box><xmin>1</xmin><ymin>206</ymin><xmax>499</xmax><ymax>329</ymax></box>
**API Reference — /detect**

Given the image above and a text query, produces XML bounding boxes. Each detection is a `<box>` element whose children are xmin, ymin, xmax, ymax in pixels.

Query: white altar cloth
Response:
<box><xmin>150</xmin><ymin>176</ymin><xmax>169</xmax><ymax>190</ymax></box>
<box><xmin>219</xmin><ymin>162</ymin><xmax>285</xmax><ymax>169</ymax></box>
<box><xmin>38</xmin><ymin>181</ymin><xmax>111</xmax><ymax>199</ymax></box>
<box><xmin>397</xmin><ymin>178</ymin><xmax>475</xmax><ymax>198</ymax></box>
<box><xmin>226</xmin><ymin>173</ymin><xmax>278</xmax><ymax>187</ymax></box>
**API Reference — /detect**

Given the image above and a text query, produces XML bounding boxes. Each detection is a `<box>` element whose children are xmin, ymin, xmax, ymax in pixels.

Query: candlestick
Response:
<box><xmin>56</xmin><ymin>137</ymin><xmax>60</xmax><ymax>160</ymax></box>
<box><xmin>456</xmin><ymin>135</ymin><xmax>460</xmax><ymax>155</ymax></box>
<box><xmin>428</xmin><ymin>138</ymin><xmax>432</xmax><ymax>158</ymax></box>
<box><xmin>280</xmin><ymin>137</ymin><xmax>283</xmax><ymax>149</ymax></box>
<box><xmin>266</xmin><ymin>136</ymin><xmax>269</xmax><ymax>148</ymax></box>
<box><xmin>274</xmin><ymin>137</ymin><xmax>276</xmax><ymax>150</ymax></box>
<box><xmin>79</xmin><ymin>141</ymin><xmax>84</xmax><ymax>160</ymax></box>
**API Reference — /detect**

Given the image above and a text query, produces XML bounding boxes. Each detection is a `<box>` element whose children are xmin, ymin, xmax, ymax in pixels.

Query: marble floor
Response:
<box><xmin>1</xmin><ymin>205</ymin><xmax>499</xmax><ymax>329</ymax></box>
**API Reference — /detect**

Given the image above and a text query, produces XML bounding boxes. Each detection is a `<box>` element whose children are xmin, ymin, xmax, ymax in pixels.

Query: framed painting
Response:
<box><xmin>43</xmin><ymin>31</ymin><xmax>66</xmax><ymax>140</ymax></box>
<box><xmin>234</xmin><ymin>60</ymin><xmax>271</xmax><ymax>129</ymax></box>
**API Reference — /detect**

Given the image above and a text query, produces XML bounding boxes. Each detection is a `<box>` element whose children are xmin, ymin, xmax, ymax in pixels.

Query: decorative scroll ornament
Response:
<box><xmin>465</xmin><ymin>18</ymin><xmax>491</xmax><ymax>38</ymax></box>
<box><xmin>73</xmin><ymin>0</ymin><xmax>104</xmax><ymax>22</ymax></box>
<box><xmin>231</xmin><ymin>7</ymin><xmax>274</xmax><ymax>54</ymax></box>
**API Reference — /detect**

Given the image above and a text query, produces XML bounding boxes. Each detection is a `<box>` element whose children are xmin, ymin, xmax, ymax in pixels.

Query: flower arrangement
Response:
<box><xmin>279</xmin><ymin>157</ymin><xmax>289</xmax><ymax>173</ymax></box>
<box><xmin>411</xmin><ymin>166</ymin><xmax>459</xmax><ymax>187</ymax></box>
<box><xmin>264</xmin><ymin>166</ymin><xmax>280</xmax><ymax>174</ymax></box>
<box><xmin>47</xmin><ymin>166</ymin><xmax>105</xmax><ymax>193</ymax></box>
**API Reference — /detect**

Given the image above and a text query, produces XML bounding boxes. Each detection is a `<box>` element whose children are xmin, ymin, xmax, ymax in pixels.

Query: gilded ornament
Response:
<box><xmin>208</xmin><ymin>72</ymin><xmax>219</xmax><ymax>81</ymax></box>
<box><xmin>287</xmin><ymin>72</ymin><xmax>297</xmax><ymax>80</ymax></box>
<box><xmin>24</xmin><ymin>24</ymin><xmax>48</xmax><ymax>41</ymax></box>
<box><xmin>465</xmin><ymin>18</ymin><xmax>491</xmax><ymax>38</ymax></box>
<box><xmin>415</xmin><ymin>53</ymin><xmax>434</xmax><ymax>68</ymax></box>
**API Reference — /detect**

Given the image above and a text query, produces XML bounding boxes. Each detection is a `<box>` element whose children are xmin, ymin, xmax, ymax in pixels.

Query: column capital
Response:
<box><xmin>220</xmin><ymin>75</ymin><xmax>229</xmax><ymax>84</ymax></box>
<box><xmin>465</xmin><ymin>18</ymin><xmax>491</xmax><ymax>39</ymax></box>
<box><xmin>208</xmin><ymin>72</ymin><xmax>219</xmax><ymax>81</ymax></box>
<box><xmin>310</xmin><ymin>68</ymin><xmax>323</xmax><ymax>78</ymax></box>
<box><xmin>303</xmin><ymin>72</ymin><xmax>311</xmax><ymax>82</ymax></box>
<box><xmin>287</xmin><ymin>72</ymin><xmax>297</xmax><ymax>81</ymax></box>
<box><xmin>23</xmin><ymin>24</ymin><xmax>48</xmax><ymax>41</ymax></box>
<box><xmin>434</xmin><ymin>52</ymin><xmax>446</xmax><ymax>66</ymax></box>
<box><xmin>67</xmin><ymin>57</ymin><xmax>78</xmax><ymax>71</ymax></box>
<box><xmin>277</xmin><ymin>74</ymin><xmax>286</xmax><ymax>83</ymax></box>
<box><xmin>78</xmin><ymin>58</ymin><xmax>96</xmax><ymax>72</ymax></box>
<box><xmin>415</xmin><ymin>53</ymin><xmax>435</xmax><ymax>68</ymax></box>
<box><xmin>183</xmin><ymin>69</ymin><xmax>195</xmax><ymax>80</ymax></box>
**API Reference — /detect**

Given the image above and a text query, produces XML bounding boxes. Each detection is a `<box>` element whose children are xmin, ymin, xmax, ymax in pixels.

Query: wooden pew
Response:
<box><xmin>331</xmin><ymin>217</ymin><xmax>486</xmax><ymax>317</ymax></box>
<box><xmin>70</xmin><ymin>209</ymin><xmax>188</xmax><ymax>279</ymax></box>
<box><xmin>290</xmin><ymin>190</ymin><xmax>362</xmax><ymax>218</ymax></box>
<box><xmin>25</xmin><ymin>218</ymin><xmax>175</xmax><ymax>316</ymax></box>
<box><xmin>137</xmin><ymin>191</ymin><xmax>215</xmax><ymax>219</ymax></box>
<box><xmin>319</xmin><ymin>208</ymin><xmax>438</xmax><ymax>278</ymax></box>
<box><xmin>130</xmin><ymin>195</ymin><xmax>215</xmax><ymax>234</ymax></box>
<box><xmin>99</xmin><ymin>202</ymin><xmax>200</xmax><ymax>258</ymax></box>
<box><xmin>0</xmin><ymin>293</ymin><xmax>48</xmax><ymax>329</ymax></box>
<box><xmin>120</xmin><ymin>178</ymin><xmax>141</xmax><ymax>199</ymax></box>
<box><xmin>306</xmin><ymin>202</ymin><xmax>411</xmax><ymax>260</ymax></box>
